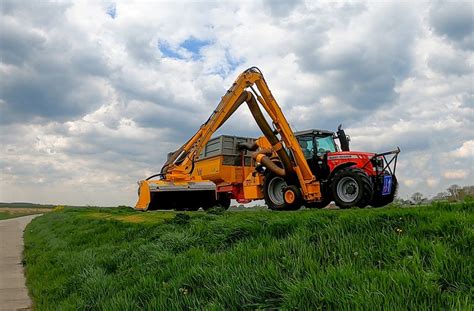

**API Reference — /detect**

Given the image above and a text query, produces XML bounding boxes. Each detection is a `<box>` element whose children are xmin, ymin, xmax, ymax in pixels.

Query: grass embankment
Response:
<box><xmin>24</xmin><ymin>203</ymin><xmax>473</xmax><ymax>310</ymax></box>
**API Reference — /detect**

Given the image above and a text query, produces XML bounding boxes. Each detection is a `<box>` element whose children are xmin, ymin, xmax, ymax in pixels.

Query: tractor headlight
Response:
<box><xmin>372</xmin><ymin>157</ymin><xmax>384</xmax><ymax>171</ymax></box>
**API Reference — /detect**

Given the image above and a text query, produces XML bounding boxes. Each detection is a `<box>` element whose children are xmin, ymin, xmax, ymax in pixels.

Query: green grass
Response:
<box><xmin>24</xmin><ymin>203</ymin><xmax>473</xmax><ymax>310</ymax></box>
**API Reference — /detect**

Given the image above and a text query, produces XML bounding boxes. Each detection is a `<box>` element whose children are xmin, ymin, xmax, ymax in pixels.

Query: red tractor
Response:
<box><xmin>256</xmin><ymin>125</ymin><xmax>400</xmax><ymax>210</ymax></box>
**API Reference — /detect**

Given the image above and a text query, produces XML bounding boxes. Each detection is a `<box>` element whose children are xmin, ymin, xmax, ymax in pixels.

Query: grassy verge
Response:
<box><xmin>24</xmin><ymin>203</ymin><xmax>473</xmax><ymax>310</ymax></box>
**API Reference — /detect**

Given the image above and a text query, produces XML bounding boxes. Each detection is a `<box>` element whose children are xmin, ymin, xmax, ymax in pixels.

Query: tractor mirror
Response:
<box><xmin>337</xmin><ymin>127</ymin><xmax>350</xmax><ymax>151</ymax></box>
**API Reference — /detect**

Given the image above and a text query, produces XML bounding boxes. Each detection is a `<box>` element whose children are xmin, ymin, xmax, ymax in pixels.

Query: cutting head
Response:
<box><xmin>135</xmin><ymin>179</ymin><xmax>217</xmax><ymax>211</ymax></box>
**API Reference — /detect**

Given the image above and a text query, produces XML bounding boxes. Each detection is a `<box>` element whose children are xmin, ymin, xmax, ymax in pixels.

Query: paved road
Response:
<box><xmin>0</xmin><ymin>215</ymin><xmax>41</xmax><ymax>311</ymax></box>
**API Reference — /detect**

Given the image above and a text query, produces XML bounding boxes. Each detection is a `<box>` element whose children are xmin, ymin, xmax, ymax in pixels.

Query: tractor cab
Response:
<box><xmin>295</xmin><ymin>129</ymin><xmax>338</xmax><ymax>159</ymax></box>
<box><xmin>294</xmin><ymin>129</ymin><xmax>339</xmax><ymax>180</ymax></box>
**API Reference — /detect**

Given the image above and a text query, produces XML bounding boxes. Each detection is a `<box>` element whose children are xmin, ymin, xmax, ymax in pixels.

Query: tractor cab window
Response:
<box><xmin>297</xmin><ymin>136</ymin><xmax>314</xmax><ymax>159</ymax></box>
<box><xmin>315</xmin><ymin>136</ymin><xmax>336</xmax><ymax>154</ymax></box>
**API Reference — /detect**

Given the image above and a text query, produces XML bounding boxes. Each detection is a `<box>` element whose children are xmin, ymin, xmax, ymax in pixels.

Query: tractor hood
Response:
<box><xmin>327</xmin><ymin>151</ymin><xmax>375</xmax><ymax>161</ymax></box>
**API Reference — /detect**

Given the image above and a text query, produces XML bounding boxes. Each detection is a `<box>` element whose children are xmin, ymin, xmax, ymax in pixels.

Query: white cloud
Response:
<box><xmin>443</xmin><ymin>170</ymin><xmax>469</xmax><ymax>180</ymax></box>
<box><xmin>450</xmin><ymin>140</ymin><xmax>474</xmax><ymax>158</ymax></box>
<box><xmin>0</xmin><ymin>0</ymin><xmax>473</xmax><ymax>205</ymax></box>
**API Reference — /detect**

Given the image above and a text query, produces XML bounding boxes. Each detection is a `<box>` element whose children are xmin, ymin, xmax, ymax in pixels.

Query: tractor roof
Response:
<box><xmin>294</xmin><ymin>129</ymin><xmax>334</xmax><ymax>137</ymax></box>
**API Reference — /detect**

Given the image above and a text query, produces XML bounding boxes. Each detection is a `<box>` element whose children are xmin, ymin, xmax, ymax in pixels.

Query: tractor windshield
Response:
<box><xmin>315</xmin><ymin>136</ymin><xmax>336</xmax><ymax>153</ymax></box>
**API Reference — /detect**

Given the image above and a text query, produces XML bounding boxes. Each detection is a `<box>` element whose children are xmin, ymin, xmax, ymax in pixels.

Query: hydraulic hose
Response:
<box><xmin>251</xmin><ymin>148</ymin><xmax>285</xmax><ymax>177</ymax></box>
<box><xmin>244</xmin><ymin>91</ymin><xmax>294</xmax><ymax>177</ymax></box>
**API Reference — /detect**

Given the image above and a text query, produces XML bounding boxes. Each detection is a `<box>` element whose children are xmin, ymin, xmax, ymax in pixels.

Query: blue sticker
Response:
<box><xmin>382</xmin><ymin>175</ymin><xmax>392</xmax><ymax>195</ymax></box>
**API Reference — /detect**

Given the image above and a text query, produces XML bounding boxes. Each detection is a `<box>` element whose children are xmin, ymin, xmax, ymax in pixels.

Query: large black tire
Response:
<box><xmin>263</xmin><ymin>172</ymin><xmax>300</xmax><ymax>210</ymax></box>
<box><xmin>217</xmin><ymin>193</ymin><xmax>231</xmax><ymax>209</ymax></box>
<box><xmin>330</xmin><ymin>167</ymin><xmax>373</xmax><ymax>208</ymax></box>
<box><xmin>370</xmin><ymin>175</ymin><xmax>398</xmax><ymax>208</ymax></box>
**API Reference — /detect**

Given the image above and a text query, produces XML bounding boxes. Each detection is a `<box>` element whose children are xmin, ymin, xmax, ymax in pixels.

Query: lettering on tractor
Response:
<box><xmin>135</xmin><ymin>67</ymin><xmax>400</xmax><ymax>211</ymax></box>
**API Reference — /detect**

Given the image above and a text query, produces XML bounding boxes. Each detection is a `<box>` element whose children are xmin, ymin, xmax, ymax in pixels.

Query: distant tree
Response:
<box><xmin>447</xmin><ymin>184</ymin><xmax>461</xmax><ymax>201</ymax></box>
<box><xmin>461</xmin><ymin>186</ymin><xmax>474</xmax><ymax>201</ymax></box>
<box><xmin>411</xmin><ymin>192</ymin><xmax>424</xmax><ymax>204</ymax></box>
<box><xmin>432</xmin><ymin>192</ymin><xmax>449</xmax><ymax>201</ymax></box>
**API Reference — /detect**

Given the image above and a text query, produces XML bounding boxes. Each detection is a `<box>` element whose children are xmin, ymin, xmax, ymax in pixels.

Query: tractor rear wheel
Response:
<box><xmin>263</xmin><ymin>172</ymin><xmax>300</xmax><ymax>210</ymax></box>
<box><xmin>370</xmin><ymin>175</ymin><xmax>398</xmax><ymax>207</ymax></box>
<box><xmin>330</xmin><ymin>167</ymin><xmax>373</xmax><ymax>208</ymax></box>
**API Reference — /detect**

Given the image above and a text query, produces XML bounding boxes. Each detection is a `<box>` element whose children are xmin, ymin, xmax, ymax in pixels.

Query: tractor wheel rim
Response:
<box><xmin>337</xmin><ymin>176</ymin><xmax>359</xmax><ymax>203</ymax></box>
<box><xmin>268</xmin><ymin>177</ymin><xmax>287</xmax><ymax>206</ymax></box>
<box><xmin>284</xmin><ymin>190</ymin><xmax>295</xmax><ymax>204</ymax></box>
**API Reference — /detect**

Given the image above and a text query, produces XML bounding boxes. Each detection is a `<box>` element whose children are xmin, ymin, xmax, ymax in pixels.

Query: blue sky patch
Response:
<box><xmin>159</xmin><ymin>38</ymin><xmax>211</xmax><ymax>60</ymax></box>
<box><xmin>159</xmin><ymin>41</ymin><xmax>184</xmax><ymax>59</ymax></box>
<box><xmin>180</xmin><ymin>37</ymin><xmax>210</xmax><ymax>56</ymax></box>
<box><xmin>106</xmin><ymin>3</ymin><xmax>116</xmax><ymax>19</ymax></box>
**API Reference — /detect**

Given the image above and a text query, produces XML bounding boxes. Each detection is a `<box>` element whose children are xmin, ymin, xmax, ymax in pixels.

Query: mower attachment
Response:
<box><xmin>135</xmin><ymin>179</ymin><xmax>216</xmax><ymax>211</ymax></box>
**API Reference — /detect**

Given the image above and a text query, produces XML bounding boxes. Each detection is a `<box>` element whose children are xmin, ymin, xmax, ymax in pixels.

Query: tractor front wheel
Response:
<box><xmin>330</xmin><ymin>168</ymin><xmax>373</xmax><ymax>208</ymax></box>
<box><xmin>263</xmin><ymin>172</ymin><xmax>300</xmax><ymax>210</ymax></box>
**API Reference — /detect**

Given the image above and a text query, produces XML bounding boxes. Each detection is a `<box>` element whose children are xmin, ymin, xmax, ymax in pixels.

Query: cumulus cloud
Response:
<box><xmin>0</xmin><ymin>0</ymin><xmax>473</xmax><ymax>205</ymax></box>
<box><xmin>429</xmin><ymin>0</ymin><xmax>473</xmax><ymax>50</ymax></box>
<box><xmin>295</xmin><ymin>2</ymin><xmax>418</xmax><ymax>113</ymax></box>
<box><xmin>450</xmin><ymin>140</ymin><xmax>474</xmax><ymax>158</ymax></box>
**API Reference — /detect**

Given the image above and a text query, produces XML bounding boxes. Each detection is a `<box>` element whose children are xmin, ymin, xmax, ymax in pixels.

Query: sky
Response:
<box><xmin>0</xmin><ymin>0</ymin><xmax>473</xmax><ymax>206</ymax></box>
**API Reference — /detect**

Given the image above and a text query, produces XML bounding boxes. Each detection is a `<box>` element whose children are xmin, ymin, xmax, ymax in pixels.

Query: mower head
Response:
<box><xmin>135</xmin><ymin>179</ymin><xmax>216</xmax><ymax>211</ymax></box>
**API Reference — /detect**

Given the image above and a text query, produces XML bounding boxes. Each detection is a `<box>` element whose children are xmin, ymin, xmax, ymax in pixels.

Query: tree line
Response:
<box><xmin>398</xmin><ymin>184</ymin><xmax>474</xmax><ymax>205</ymax></box>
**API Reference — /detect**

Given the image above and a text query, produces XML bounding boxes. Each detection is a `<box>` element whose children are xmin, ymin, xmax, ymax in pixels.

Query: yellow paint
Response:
<box><xmin>135</xmin><ymin>181</ymin><xmax>151</xmax><ymax>211</ymax></box>
<box><xmin>191</xmin><ymin>155</ymin><xmax>254</xmax><ymax>184</ymax></box>
<box><xmin>243</xmin><ymin>173</ymin><xmax>264</xmax><ymax>199</ymax></box>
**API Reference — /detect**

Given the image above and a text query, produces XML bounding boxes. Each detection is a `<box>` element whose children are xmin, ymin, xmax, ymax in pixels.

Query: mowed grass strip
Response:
<box><xmin>24</xmin><ymin>203</ymin><xmax>473</xmax><ymax>310</ymax></box>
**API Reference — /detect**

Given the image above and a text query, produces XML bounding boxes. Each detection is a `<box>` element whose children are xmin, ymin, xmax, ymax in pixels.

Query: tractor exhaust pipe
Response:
<box><xmin>337</xmin><ymin>124</ymin><xmax>350</xmax><ymax>151</ymax></box>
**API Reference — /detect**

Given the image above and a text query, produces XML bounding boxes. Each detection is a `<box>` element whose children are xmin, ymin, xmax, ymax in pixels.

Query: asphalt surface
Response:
<box><xmin>0</xmin><ymin>214</ymin><xmax>41</xmax><ymax>311</ymax></box>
